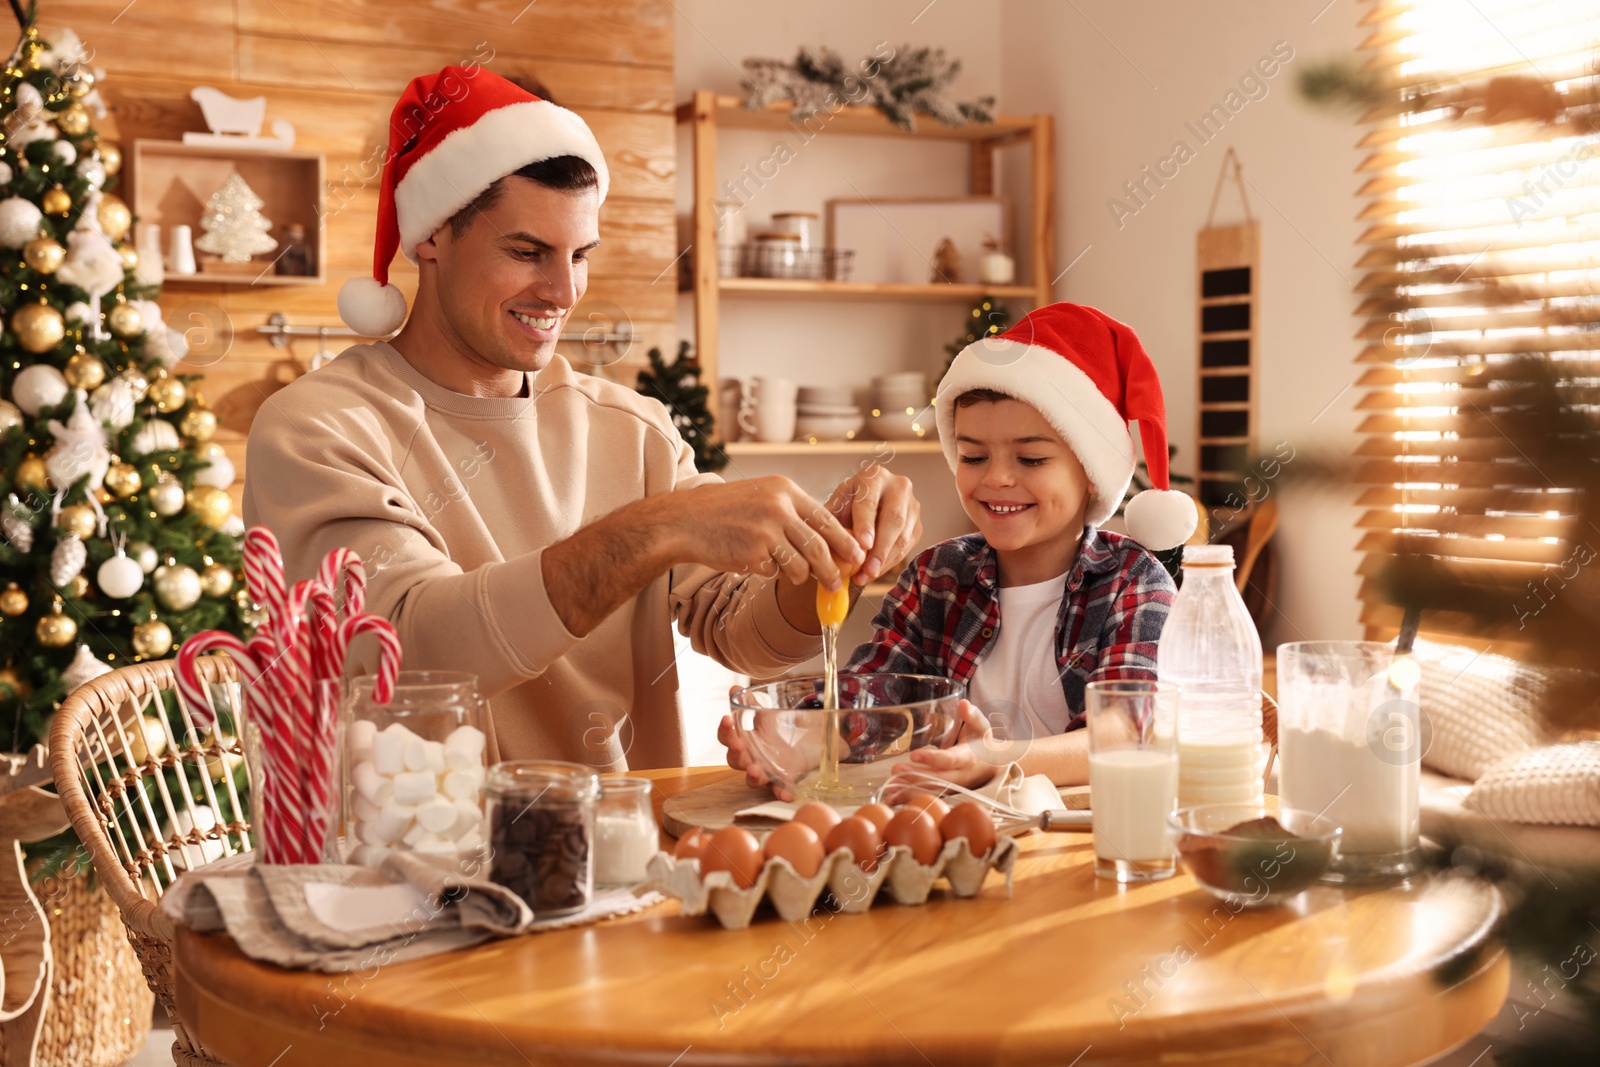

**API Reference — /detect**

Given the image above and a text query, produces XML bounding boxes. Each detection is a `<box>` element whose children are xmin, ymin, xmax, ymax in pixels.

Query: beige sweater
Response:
<box><xmin>241</xmin><ymin>342</ymin><xmax>820</xmax><ymax>771</ymax></box>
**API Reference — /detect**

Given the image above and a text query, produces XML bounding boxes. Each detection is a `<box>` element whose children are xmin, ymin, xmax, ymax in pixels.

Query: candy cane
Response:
<box><xmin>335</xmin><ymin>613</ymin><xmax>402</xmax><ymax>704</ymax></box>
<box><xmin>242</xmin><ymin>527</ymin><xmax>287</xmax><ymax>626</ymax></box>
<box><xmin>317</xmin><ymin>548</ymin><xmax>366</xmax><ymax>619</ymax></box>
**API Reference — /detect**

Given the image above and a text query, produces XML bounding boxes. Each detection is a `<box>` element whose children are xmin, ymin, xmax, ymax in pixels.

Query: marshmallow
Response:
<box><xmin>415</xmin><ymin>798</ymin><xmax>457</xmax><ymax>834</ymax></box>
<box><xmin>444</xmin><ymin>725</ymin><xmax>485</xmax><ymax>762</ymax></box>
<box><xmin>412</xmin><ymin>833</ymin><xmax>455</xmax><ymax>854</ymax></box>
<box><xmin>442</xmin><ymin>767</ymin><xmax>484</xmax><ymax>802</ymax></box>
<box><xmin>422</xmin><ymin>740</ymin><xmax>446</xmax><ymax>774</ymax></box>
<box><xmin>392</xmin><ymin>770</ymin><xmax>437</xmax><ymax>805</ymax></box>
<box><xmin>403</xmin><ymin>737</ymin><xmax>430</xmax><ymax>772</ymax></box>
<box><xmin>457</xmin><ymin>829</ymin><xmax>486</xmax><ymax>855</ymax></box>
<box><xmin>351</xmin><ymin>760</ymin><xmax>393</xmax><ymax>805</ymax></box>
<box><xmin>357</xmin><ymin>819</ymin><xmax>390</xmax><ymax>847</ymax></box>
<box><xmin>347</xmin><ymin>718</ymin><xmax>377</xmax><ymax>759</ymax></box>
<box><xmin>447</xmin><ymin>798</ymin><xmax>482</xmax><ymax>841</ymax></box>
<box><xmin>369</xmin><ymin>800</ymin><xmax>417</xmax><ymax>845</ymax></box>
<box><xmin>352</xmin><ymin>793</ymin><xmax>381</xmax><ymax>823</ymax></box>
<box><xmin>445</xmin><ymin>749</ymin><xmax>479</xmax><ymax>772</ymax></box>
<box><xmin>371</xmin><ymin>728</ymin><xmax>407</xmax><ymax>776</ymax></box>
<box><xmin>402</xmin><ymin>821</ymin><xmax>430</xmax><ymax>848</ymax></box>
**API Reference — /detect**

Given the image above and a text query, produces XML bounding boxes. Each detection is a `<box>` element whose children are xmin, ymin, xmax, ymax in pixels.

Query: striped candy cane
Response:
<box><xmin>317</xmin><ymin>548</ymin><xmax>367</xmax><ymax>620</ymax></box>
<box><xmin>336</xmin><ymin>613</ymin><xmax>403</xmax><ymax>704</ymax></box>
<box><xmin>242</xmin><ymin>527</ymin><xmax>287</xmax><ymax>626</ymax></box>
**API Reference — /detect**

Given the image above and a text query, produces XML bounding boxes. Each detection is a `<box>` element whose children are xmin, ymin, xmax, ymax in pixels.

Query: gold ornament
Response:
<box><xmin>40</xmin><ymin>186</ymin><xmax>70</xmax><ymax>216</ymax></box>
<box><xmin>99</xmin><ymin>143</ymin><xmax>121</xmax><ymax>176</ymax></box>
<box><xmin>94</xmin><ymin>487</ymin><xmax>113</xmax><ymax>505</ymax></box>
<box><xmin>65</xmin><ymin>574</ymin><xmax>88</xmax><ymax>599</ymax></box>
<box><xmin>106</xmin><ymin>302</ymin><xmax>143</xmax><ymax>340</ymax></box>
<box><xmin>0</xmin><ymin>584</ymin><xmax>27</xmax><ymax>616</ymax></box>
<box><xmin>66</xmin><ymin>71</ymin><xmax>93</xmax><ymax>99</ymax></box>
<box><xmin>56</xmin><ymin>504</ymin><xmax>95</xmax><ymax>540</ymax></box>
<box><xmin>0</xmin><ymin>666</ymin><xmax>31</xmax><ymax>701</ymax></box>
<box><xmin>12</xmin><ymin>303</ymin><xmax>64</xmax><ymax>353</ymax></box>
<box><xmin>241</xmin><ymin>603</ymin><xmax>268</xmax><ymax>631</ymax></box>
<box><xmin>179</xmin><ymin>407</ymin><xmax>217</xmax><ymax>442</ymax></box>
<box><xmin>148</xmin><ymin>475</ymin><xmax>184</xmax><ymax>516</ymax></box>
<box><xmin>63</xmin><ymin>351</ymin><xmax>106</xmax><ymax>390</ymax></box>
<box><xmin>153</xmin><ymin>562</ymin><xmax>201</xmax><ymax>611</ymax></box>
<box><xmin>123</xmin><ymin>713</ymin><xmax>168</xmax><ymax>764</ymax></box>
<box><xmin>148</xmin><ymin>373</ymin><xmax>186</xmax><ymax>412</ymax></box>
<box><xmin>117</xmin><ymin>243</ymin><xmax>138</xmax><ymax>270</ymax></box>
<box><xmin>200</xmin><ymin>562</ymin><xmax>234</xmax><ymax>598</ymax></box>
<box><xmin>35</xmin><ymin>602</ymin><xmax>76</xmax><ymax>647</ymax></box>
<box><xmin>132</xmin><ymin>617</ymin><xmax>172</xmax><ymax>658</ymax></box>
<box><xmin>15</xmin><ymin>454</ymin><xmax>48</xmax><ymax>491</ymax></box>
<box><xmin>186</xmin><ymin>485</ymin><xmax>231</xmax><ymax>529</ymax></box>
<box><xmin>104</xmin><ymin>461</ymin><xmax>141</xmax><ymax>498</ymax></box>
<box><xmin>56</xmin><ymin>104</ymin><xmax>89</xmax><ymax>137</ymax></box>
<box><xmin>22</xmin><ymin>236</ymin><xmax>64</xmax><ymax>273</ymax></box>
<box><xmin>96</xmin><ymin>193</ymin><xmax>131</xmax><ymax>242</ymax></box>
<box><xmin>118</xmin><ymin>368</ymin><xmax>149</xmax><ymax>403</ymax></box>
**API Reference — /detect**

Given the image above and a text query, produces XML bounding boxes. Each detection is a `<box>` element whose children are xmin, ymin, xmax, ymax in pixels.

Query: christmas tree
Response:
<box><xmin>941</xmin><ymin>294</ymin><xmax>1013</xmax><ymax>379</ymax></box>
<box><xmin>194</xmin><ymin>172</ymin><xmax>276</xmax><ymax>264</ymax></box>
<box><xmin>636</xmin><ymin>341</ymin><xmax>727</xmax><ymax>473</ymax></box>
<box><xmin>0</xmin><ymin>13</ymin><xmax>252</xmax><ymax>869</ymax></box>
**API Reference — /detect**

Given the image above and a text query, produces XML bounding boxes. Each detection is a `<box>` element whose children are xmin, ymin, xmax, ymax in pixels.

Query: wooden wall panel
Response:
<box><xmin>43</xmin><ymin>0</ymin><xmax>677</xmax><ymax>512</ymax></box>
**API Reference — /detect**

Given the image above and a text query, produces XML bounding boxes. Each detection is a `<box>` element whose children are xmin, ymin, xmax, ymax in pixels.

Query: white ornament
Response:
<box><xmin>51</xmin><ymin>140</ymin><xmax>76</xmax><ymax>167</ymax></box>
<box><xmin>0</xmin><ymin>197</ymin><xmax>42</xmax><ymax>248</ymax></box>
<box><xmin>57</xmin><ymin>225</ymin><xmax>124</xmax><ymax>302</ymax></box>
<box><xmin>13</xmin><ymin>364</ymin><xmax>68</xmax><ymax>416</ymax></box>
<box><xmin>1</xmin><ymin>495</ymin><xmax>32</xmax><ymax>552</ymax></box>
<box><xmin>129</xmin><ymin>541</ymin><xmax>158</xmax><ymax>574</ymax></box>
<box><xmin>194</xmin><ymin>450</ymin><xmax>234</xmax><ymax>489</ymax></box>
<box><xmin>130</xmin><ymin>418</ymin><xmax>181</xmax><ymax>457</ymax></box>
<box><xmin>0</xmin><ymin>162</ymin><xmax>13</xmax><ymax>187</ymax></box>
<box><xmin>65</xmin><ymin>301</ymin><xmax>94</xmax><ymax>326</ymax></box>
<box><xmin>149</xmin><ymin>474</ymin><xmax>184</xmax><ymax>516</ymax></box>
<box><xmin>74</xmin><ymin>156</ymin><xmax>104</xmax><ymax>191</ymax></box>
<box><xmin>9</xmin><ymin>120</ymin><xmax>55</xmax><ymax>150</ymax></box>
<box><xmin>97</xmin><ymin>552</ymin><xmax>144</xmax><ymax>598</ymax></box>
<box><xmin>154</xmin><ymin>562</ymin><xmax>201</xmax><ymax>611</ymax></box>
<box><xmin>61</xmin><ymin>643</ymin><xmax>113</xmax><ymax>692</ymax></box>
<box><xmin>41</xmin><ymin>28</ymin><xmax>89</xmax><ymax>74</ymax></box>
<box><xmin>219</xmin><ymin>514</ymin><xmax>244</xmax><ymax>537</ymax></box>
<box><xmin>90</xmin><ymin>378</ymin><xmax>136</xmax><ymax>431</ymax></box>
<box><xmin>45</xmin><ymin>391</ymin><xmax>111</xmax><ymax>491</ymax></box>
<box><xmin>51</xmin><ymin>532</ymin><xmax>86</xmax><ymax>585</ymax></box>
<box><xmin>154</xmin><ymin>326</ymin><xmax>189</xmax><ymax>368</ymax></box>
<box><xmin>12</xmin><ymin>82</ymin><xmax>42</xmax><ymax>123</ymax></box>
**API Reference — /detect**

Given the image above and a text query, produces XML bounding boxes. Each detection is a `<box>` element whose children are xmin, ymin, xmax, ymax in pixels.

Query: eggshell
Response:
<box><xmin>824</xmin><ymin>815</ymin><xmax>885</xmax><ymax>872</ymax></box>
<box><xmin>885</xmin><ymin>808</ymin><xmax>941</xmax><ymax>866</ymax></box>
<box><xmin>855</xmin><ymin>802</ymin><xmax>894</xmax><ymax>834</ymax></box>
<box><xmin>701</xmin><ymin>826</ymin><xmax>764</xmax><ymax>888</ymax></box>
<box><xmin>939</xmin><ymin>802</ymin><xmax>998</xmax><ymax>858</ymax></box>
<box><xmin>791</xmin><ymin>801</ymin><xmax>842</xmax><ymax>837</ymax></box>
<box><xmin>899</xmin><ymin>792</ymin><xmax>951</xmax><ymax>827</ymax></box>
<box><xmin>763</xmin><ymin>821</ymin><xmax>825</xmax><ymax>878</ymax></box>
<box><xmin>674</xmin><ymin>828</ymin><xmax>709</xmax><ymax>861</ymax></box>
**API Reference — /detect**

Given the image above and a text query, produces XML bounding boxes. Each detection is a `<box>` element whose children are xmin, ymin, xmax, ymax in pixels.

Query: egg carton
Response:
<box><xmin>644</xmin><ymin>835</ymin><xmax>1020</xmax><ymax>930</ymax></box>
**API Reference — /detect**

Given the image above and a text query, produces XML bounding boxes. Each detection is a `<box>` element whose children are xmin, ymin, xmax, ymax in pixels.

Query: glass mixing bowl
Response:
<box><xmin>729</xmin><ymin>674</ymin><xmax>965</xmax><ymax>804</ymax></box>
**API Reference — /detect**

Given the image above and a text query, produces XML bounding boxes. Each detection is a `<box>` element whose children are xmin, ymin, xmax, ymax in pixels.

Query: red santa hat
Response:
<box><xmin>935</xmin><ymin>302</ymin><xmax>1197</xmax><ymax>551</ymax></box>
<box><xmin>337</xmin><ymin>66</ymin><xmax>610</xmax><ymax>337</ymax></box>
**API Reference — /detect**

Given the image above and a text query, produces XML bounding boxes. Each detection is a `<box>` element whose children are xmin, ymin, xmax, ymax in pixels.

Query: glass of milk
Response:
<box><xmin>1277</xmin><ymin>641</ymin><xmax>1423</xmax><ymax>883</ymax></box>
<box><xmin>1087</xmin><ymin>680</ymin><xmax>1180</xmax><ymax>883</ymax></box>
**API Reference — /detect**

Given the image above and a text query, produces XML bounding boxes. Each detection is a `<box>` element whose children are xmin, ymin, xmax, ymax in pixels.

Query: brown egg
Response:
<box><xmin>674</xmin><ymin>828</ymin><xmax>709</xmax><ymax>861</ymax></box>
<box><xmin>854</xmin><ymin>802</ymin><xmax>894</xmax><ymax>834</ymax></box>
<box><xmin>824</xmin><ymin>815</ymin><xmax>886</xmax><ymax>873</ymax></box>
<box><xmin>764</xmin><ymin>821</ymin><xmax>825</xmax><ymax>878</ymax></box>
<box><xmin>792</xmin><ymin>801</ymin><xmax>842</xmax><ymax>838</ymax></box>
<box><xmin>701</xmin><ymin>826</ymin><xmax>764</xmax><ymax>888</ymax></box>
<box><xmin>885</xmin><ymin>808</ymin><xmax>942</xmax><ymax>866</ymax></box>
<box><xmin>899</xmin><ymin>792</ymin><xmax>951</xmax><ymax>827</ymax></box>
<box><xmin>939</xmin><ymin>802</ymin><xmax>998</xmax><ymax>858</ymax></box>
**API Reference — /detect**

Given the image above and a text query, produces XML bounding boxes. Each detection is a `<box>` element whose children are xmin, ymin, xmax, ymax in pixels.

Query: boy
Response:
<box><xmin>721</xmin><ymin>302</ymin><xmax>1195</xmax><ymax>789</ymax></box>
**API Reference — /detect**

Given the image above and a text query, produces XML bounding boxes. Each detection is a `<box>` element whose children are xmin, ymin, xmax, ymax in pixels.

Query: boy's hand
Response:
<box><xmin>717</xmin><ymin>709</ymin><xmax>795</xmax><ymax>802</ymax></box>
<box><xmin>827</xmin><ymin>464</ymin><xmax>922</xmax><ymax>585</ymax></box>
<box><xmin>891</xmin><ymin>700</ymin><xmax>999</xmax><ymax>790</ymax></box>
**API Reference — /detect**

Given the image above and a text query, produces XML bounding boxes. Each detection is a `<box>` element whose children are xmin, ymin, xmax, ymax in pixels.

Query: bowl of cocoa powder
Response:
<box><xmin>1167</xmin><ymin>804</ymin><xmax>1342</xmax><ymax>907</ymax></box>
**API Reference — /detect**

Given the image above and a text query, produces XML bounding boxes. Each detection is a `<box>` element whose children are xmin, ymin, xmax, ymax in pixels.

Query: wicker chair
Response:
<box><xmin>49</xmin><ymin>655</ymin><xmax>253</xmax><ymax>1067</ymax></box>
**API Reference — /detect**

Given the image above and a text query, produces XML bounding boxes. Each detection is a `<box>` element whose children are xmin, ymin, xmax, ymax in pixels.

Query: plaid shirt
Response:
<box><xmin>843</xmin><ymin>527</ymin><xmax>1176</xmax><ymax>732</ymax></box>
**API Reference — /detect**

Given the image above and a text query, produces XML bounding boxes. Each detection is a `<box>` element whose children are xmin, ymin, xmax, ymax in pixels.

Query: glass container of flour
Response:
<box><xmin>1276</xmin><ymin>641</ymin><xmax>1422</xmax><ymax>882</ymax></box>
<box><xmin>593</xmin><ymin>777</ymin><xmax>658</xmax><ymax>887</ymax></box>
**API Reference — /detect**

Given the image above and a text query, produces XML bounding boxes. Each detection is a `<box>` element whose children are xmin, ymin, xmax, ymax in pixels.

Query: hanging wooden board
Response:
<box><xmin>1196</xmin><ymin>149</ymin><xmax>1260</xmax><ymax>522</ymax></box>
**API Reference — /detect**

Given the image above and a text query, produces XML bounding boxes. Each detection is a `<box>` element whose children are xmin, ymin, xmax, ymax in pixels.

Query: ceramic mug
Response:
<box><xmin>738</xmin><ymin>377</ymin><xmax>798</xmax><ymax>442</ymax></box>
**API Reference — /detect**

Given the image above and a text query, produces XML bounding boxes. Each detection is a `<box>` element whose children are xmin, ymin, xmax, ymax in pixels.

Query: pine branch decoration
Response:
<box><xmin>742</xmin><ymin>44</ymin><xmax>996</xmax><ymax>132</ymax></box>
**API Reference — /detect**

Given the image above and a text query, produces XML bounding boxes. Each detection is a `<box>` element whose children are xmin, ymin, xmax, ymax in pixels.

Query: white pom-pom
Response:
<box><xmin>1124</xmin><ymin>489</ymin><xmax>1197</xmax><ymax>552</ymax></box>
<box><xmin>51</xmin><ymin>140</ymin><xmax>75</xmax><ymax>166</ymax></box>
<box><xmin>0</xmin><ymin>197</ymin><xmax>42</xmax><ymax>248</ymax></box>
<box><xmin>337</xmin><ymin>277</ymin><xmax>407</xmax><ymax>337</ymax></box>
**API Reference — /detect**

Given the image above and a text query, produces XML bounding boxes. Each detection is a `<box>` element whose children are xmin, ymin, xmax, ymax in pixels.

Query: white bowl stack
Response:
<box><xmin>868</xmin><ymin>372</ymin><xmax>937</xmax><ymax>441</ymax></box>
<box><xmin>794</xmin><ymin>385</ymin><xmax>864</xmax><ymax>442</ymax></box>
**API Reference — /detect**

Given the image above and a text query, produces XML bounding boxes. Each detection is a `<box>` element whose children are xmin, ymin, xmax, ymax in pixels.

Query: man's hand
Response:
<box><xmin>717</xmin><ymin>709</ymin><xmax>795</xmax><ymax>801</ymax></box>
<box><xmin>889</xmin><ymin>700</ymin><xmax>999</xmax><ymax>790</ymax></box>
<box><xmin>663</xmin><ymin>476</ymin><xmax>865</xmax><ymax>592</ymax></box>
<box><xmin>826</xmin><ymin>463</ymin><xmax>922</xmax><ymax>585</ymax></box>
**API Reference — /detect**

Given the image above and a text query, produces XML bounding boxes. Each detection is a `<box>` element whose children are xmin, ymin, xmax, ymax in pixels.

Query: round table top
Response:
<box><xmin>174</xmin><ymin>767</ymin><xmax>1508</xmax><ymax>1067</ymax></box>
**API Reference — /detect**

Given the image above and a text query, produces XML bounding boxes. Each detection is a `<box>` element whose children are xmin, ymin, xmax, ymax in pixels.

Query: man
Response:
<box><xmin>242</xmin><ymin>67</ymin><xmax>921</xmax><ymax>771</ymax></box>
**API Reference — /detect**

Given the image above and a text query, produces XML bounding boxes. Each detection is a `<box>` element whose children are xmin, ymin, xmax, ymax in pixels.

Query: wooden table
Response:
<box><xmin>175</xmin><ymin>767</ymin><xmax>1509</xmax><ymax>1066</ymax></box>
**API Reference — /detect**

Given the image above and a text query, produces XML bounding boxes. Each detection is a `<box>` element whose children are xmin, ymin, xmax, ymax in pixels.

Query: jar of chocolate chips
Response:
<box><xmin>485</xmin><ymin>761</ymin><xmax>601</xmax><ymax>918</ymax></box>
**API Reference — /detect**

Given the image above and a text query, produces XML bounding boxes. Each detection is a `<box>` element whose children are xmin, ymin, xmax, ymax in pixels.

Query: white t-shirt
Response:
<box><xmin>967</xmin><ymin>571</ymin><xmax>1073</xmax><ymax>738</ymax></box>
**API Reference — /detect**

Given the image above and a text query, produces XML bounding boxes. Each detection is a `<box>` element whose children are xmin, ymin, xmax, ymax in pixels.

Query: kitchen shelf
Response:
<box><xmin>722</xmin><ymin>440</ymin><xmax>943</xmax><ymax>456</ymax></box>
<box><xmin>718</xmin><ymin>278</ymin><xmax>1039</xmax><ymax>302</ymax></box>
<box><xmin>677</xmin><ymin>95</ymin><xmax>1038</xmax><ymax>143</ymax></box>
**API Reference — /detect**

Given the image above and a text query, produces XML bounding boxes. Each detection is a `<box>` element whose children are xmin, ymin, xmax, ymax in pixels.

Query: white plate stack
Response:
<box><xmin>794</xmin><ymin>385</ymin><xmax>864</xmax><ymax>442</ymax></box>
<box><xmin>868</xmin><ymin>372</ymin><xmax>937</xmax><ymax>441</ymax></box>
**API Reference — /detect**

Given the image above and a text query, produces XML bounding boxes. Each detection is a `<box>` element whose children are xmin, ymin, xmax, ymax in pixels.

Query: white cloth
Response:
<box><xmin>968</xmin><ymin>573</ymin><xmax>1073</xmax><ymax>737</ymax></box>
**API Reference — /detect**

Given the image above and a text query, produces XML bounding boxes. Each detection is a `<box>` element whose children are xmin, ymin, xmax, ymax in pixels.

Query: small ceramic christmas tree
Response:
<box><xmin>194</xmin><ymin>172</ymin><xmax>276</xmax><ymax>263</ymax></box>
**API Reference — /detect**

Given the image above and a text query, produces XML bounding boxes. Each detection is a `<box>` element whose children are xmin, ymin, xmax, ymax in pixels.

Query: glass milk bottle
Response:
<box><xmin>1156</xmin><ymin>545</ymin><xmax>1266</xmax><ymax>806</ymax></box>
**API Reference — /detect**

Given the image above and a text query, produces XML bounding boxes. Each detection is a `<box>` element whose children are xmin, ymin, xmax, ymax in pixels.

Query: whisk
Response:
<box><xmin>876</xmin><ymin>769</ymin><xmax>1093</xmax><ymax>835</ymax></box>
